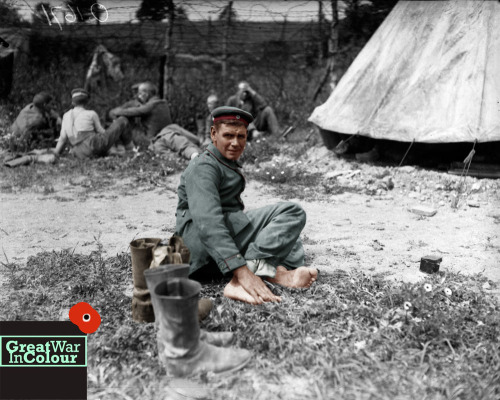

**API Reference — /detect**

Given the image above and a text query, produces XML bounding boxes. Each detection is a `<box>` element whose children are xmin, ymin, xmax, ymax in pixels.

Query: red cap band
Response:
<box><xmin>213</xmin><ymin>115</ymin><xmax>250</xmax><ymax>126</ymax></box>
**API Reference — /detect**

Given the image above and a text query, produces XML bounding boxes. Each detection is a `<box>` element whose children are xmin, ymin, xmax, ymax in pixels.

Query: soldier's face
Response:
<box><xmin>211</xmin><ymin>123</ymin><xmax>247</xmax><ymax>160</ymax></box>
<box><xmin>137</xmin><ymin>85</ymin><xmax>151</xmax><ymax>104</ymax></box>
<box><xmin>207</xmin><ymin>98</ymin><xmax>218</xmax><ymax>112</ymax></box>
<box><xmin>239</xmin><ymin>91</ymin><xmax>249</xmax><ymax>100</ymax></box>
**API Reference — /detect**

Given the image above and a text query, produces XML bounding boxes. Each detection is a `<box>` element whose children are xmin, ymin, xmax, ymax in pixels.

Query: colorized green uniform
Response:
<box><xmin>176</xmin><ymin>143</ymin><xmax>306</xmax><ymax>276</ymax></box>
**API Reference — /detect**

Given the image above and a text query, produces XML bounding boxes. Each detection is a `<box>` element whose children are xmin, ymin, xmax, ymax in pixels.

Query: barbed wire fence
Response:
<box><xmin>4</xmin><ymin>0</ymin><xmax>375</xmax><ymax>133</ymax></box>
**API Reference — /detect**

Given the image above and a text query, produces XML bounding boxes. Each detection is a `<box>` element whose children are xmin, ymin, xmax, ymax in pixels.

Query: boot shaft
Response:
<box><xmin>144</xmin><ymin>264</ymin><xmax>190</xmax><ymax>314</ymax></box>
<box><xmin>130</xmin><ymin>238</ymin><xmax>161</xmax><ymax>288</ymax></box>
<box><xmin>144</xmin><ymin>264</ymin><xmax>190</xmax><ymax>291</ymax></box>
<box><xmin>154</xmin><ymin>278</ymin><xmax>201</xmax><ymax>357</ymax></box>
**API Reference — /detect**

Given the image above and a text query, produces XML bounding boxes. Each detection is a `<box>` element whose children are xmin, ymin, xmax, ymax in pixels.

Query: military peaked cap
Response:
<box><xmin>211</xmin><ymin>106</ymin><xmax>253</xmax><ymax>126</ymax></box>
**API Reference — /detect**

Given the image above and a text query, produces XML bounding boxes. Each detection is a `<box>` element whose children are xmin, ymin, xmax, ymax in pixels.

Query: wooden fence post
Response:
<box><xmin>312</xmin><ymin>0</ymin><xmax>339</xmax><ymax>101</ymax></box>
<box><xmin>163</xmin><ymin>0</ymin><xmax>175</xmax><ymax>102</ymax></box>
<box><xmin>318</xmin><ymin>0</ymin><xmax>323</xmax><ymax>61</ymax></box>
<box><xmin>328</xmin><ymin>0</ymin><xmax>339</xmax><ymax>68</ymax></box>
<box><xmin>221</xmin><ymin>1</ymin><xmax>233</xmax><ymax>81</ymax></box>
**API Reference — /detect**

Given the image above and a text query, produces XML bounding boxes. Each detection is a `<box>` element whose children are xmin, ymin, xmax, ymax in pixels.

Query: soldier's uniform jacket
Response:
<box><xmin>112</xmin><ymin>96</ymin><xmax>172</xmax><ymax>138</ymax></box>
<box><xmin>176</xmin><ymin>143</ymin><xmax>250</xmax><ymax>275</ymax></box>
<box><xmin>11</xmin><ymin>103</ymin><xmax>56</xmax><ymax>146</ymax></box>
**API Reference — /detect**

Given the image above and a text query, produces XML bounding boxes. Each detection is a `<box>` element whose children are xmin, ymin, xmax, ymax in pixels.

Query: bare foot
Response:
<box><xmin>266</xmin><ymin>266</ymin><xmax>318</xmax><ymax>288</ymax></box>
<box><xmin>223</xmin><ymin>276</ymin><xmax>260</xmax><ymax>305</ymax></box>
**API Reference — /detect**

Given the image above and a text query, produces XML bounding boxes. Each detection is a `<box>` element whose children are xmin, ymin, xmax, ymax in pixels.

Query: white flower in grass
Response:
<box><xmin>271</xmin><ymin>176</ymin><xmax>275</xmax><ymax>180</ymax></box>
<box><xmin>404</xmin><ymin>301</ymin><xmax>412</xmax><ymax>311</ymax></box>
<box><xmin>444</xmin><ymin>288</ymin><xmax>452</xmax><ymax>296</ymax></box>
<box><xmin>266</xmin><ymin>171</ymin><xmax>270</xmax><ymax>175</ymax></box>
<box><xmin>424</xmin><ymin>283</ymin><xmax>432</xmax><ymax>292</ymax></box>
<box><xmin>354</xmin><ymin>340</ymin><xmax>366</xmax><ymax>351</ymax></box>
<box><xmin>281</xmin><ymin>171</ymin><xmax>285</xmax><ymax>175</ymax></box>
<box><xmin>272</xmin><ymin>163</ymin><xmax>276</xmax><ymax>167</ymax></box>
<box><xmin>255</xmin><ymin>169</ymin><xmax>260</xmax><ymax>173</ymax></box>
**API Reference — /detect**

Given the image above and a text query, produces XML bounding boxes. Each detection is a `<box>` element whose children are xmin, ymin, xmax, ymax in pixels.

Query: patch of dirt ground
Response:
<box><xmin>1</xmin><ymin>152</ymin><xmax>499</xmax><ymax>298</ymax></box>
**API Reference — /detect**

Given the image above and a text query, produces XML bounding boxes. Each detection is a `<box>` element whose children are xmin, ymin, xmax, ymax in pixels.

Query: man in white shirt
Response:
<box><xmin>53</xmin><ymin>88</ymin><xmax>132</xmax><ymax>159</ymax></box>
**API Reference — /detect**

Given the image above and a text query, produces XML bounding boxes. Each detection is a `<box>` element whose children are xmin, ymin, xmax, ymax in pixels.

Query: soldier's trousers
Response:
<box><xmin>71</xmin><ymin>117</ymin><xmax>131</xmax><ymax>159</ymax></box>
<box><xmin>188</xmin><ymin>201</ymin><xmax>306</xmax><ymax>276</ymax></box>
<box><xmin>253</xmin><ymin>106</ymin><xmax>281</xmax><ymax>136</ymax></box>
<box><xmin>238</xmin><ymin>201</ymin><xmax>305</xmax><ymax>269</ymax></box>
<box><xmin>151</xmin><ymin>124</ymin><xmax>201</xmax><ymax>160</ymax></box>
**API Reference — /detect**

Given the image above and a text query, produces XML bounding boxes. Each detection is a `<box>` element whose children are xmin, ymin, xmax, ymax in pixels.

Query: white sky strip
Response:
<box><xmin>16</xmin><ymin>0</ymin><xmax>349</xmax><ymax>23</ymax></box>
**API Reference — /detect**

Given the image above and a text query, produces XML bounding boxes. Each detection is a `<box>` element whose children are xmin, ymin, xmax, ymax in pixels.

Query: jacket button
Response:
<box><xmin>236</xmin><ymin>254</ymin><xmax>241</xmax><ymax>258</ymax></box>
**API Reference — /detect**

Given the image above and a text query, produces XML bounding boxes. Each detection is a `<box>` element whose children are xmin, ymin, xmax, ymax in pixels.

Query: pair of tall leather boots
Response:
<box><xmin>130</xmin><ymin>237</ymin><xmax>211</xmax><ymax>323</ymax></box>
<box><xmin>130</xmin><ymin>238</ymin><xmax>251</xmax><ymax>377</ymax></box>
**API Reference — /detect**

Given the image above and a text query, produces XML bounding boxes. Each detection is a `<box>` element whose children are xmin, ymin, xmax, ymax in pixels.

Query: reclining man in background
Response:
<box><xmin>175</xmin><ymin>106</ymin><xmax>318</xmax><ymax>305</ymax></box>
<box><xmin>10</xmin><ymin>91</ymin><xmax>61</xmax><ymax>151</ymax></box>
<box><xmin>110</xmin><ymin>81</ymin><xmax>201</xmax><ymax>160</ymax></box>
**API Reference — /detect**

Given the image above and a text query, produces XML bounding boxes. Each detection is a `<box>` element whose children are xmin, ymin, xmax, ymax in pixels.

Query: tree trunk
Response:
<box><xmin>163</xmin><ymin>1</ymin><xmax>175</xmax><ymax>102</ymax></box>
<box><xmin>312</xmin><ymin>0</ymin><xmax>339</xmax><ymax>101</ymax></box>
<box><xmin>221</xmin><ymin>1</ymin><xmax>233</xmax><ymax>82</ymax></box>
<box><xmin>328</xmin><ymin>0</ymin><xmax>339</xmax><ymax>67</ymax></box>
<box><xmin>159</xmin><ymin>55</ymin><xmax>166</xmax><ymax>99</ymax></box>
<box><xmin>318</xmin><ymin>1</ymin><xmax>323</xmax><ymax>61</ymax></box>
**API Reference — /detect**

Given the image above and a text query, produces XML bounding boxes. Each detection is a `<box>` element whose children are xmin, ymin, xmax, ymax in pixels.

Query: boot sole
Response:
<box><xmin>213</xmin><ymin>355</ymin><xmax>252</xmax><ymax>376</ymax></box>
<box><xmin>166</xmin><ymin>354</ymin><xmax>252</xmax><ymax>378</ymax></box>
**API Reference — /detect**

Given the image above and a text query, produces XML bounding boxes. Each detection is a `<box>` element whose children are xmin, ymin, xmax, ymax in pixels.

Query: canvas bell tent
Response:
<box><xmin>309</xmin><ymin>0</ymin><xmax>500</xmax><ymax>156</ymax></box>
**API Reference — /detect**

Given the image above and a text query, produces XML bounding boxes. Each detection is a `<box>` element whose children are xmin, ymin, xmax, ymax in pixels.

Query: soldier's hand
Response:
<box><xmin>238</xmin><ymin>82</ymin><xmax>250</xmax><ymax>92</ymax></box>
<box><xmin>233</xmin><ymin>265</ymin><xmax>281</xmax><ymax>303</ymax></box>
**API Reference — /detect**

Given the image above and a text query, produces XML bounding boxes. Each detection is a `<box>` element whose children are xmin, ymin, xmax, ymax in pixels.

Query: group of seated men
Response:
<box><xmin>7</xmin><ymin>81</ymin><xmax>319</xmax><ymax>311</ymax></box>
<box><xmin>8</xmin><ymin>80</ymin><xmax>286</xmax><ymax>161</ymax></box>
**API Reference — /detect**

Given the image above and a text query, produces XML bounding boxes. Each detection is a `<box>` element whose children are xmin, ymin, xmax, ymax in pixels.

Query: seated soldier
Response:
<box><xmin>106</xmin><ymin>83</ymin><xmax>141</xmax><ymax>154</ymax></box>
<box><xmin>109</xmin><ymin>81</ymin><xmax>172</xmax><ymax>149</ymax></box>
<box><xmin>175</xmin><ymin>106</ymin><xmax>318</xmax><ymax>305</ymax></box>
<box><xmin>52</xmin><ymin>88</ymin><xmax>132</xmax><ymax>159</ymax></box>
<box><xmin>226</xmin><ymin>81</ymin><xmax>282</xmax><ymax>140</ymax></box>
<box><xmin>109</xmin><ymin>81</ymin><xmax>201</xmax><ymax>160</ymax></box>
<box><xmin>10</xmin><ymin>92</ymin><xmax>61</xmax><ymax>151</ymax></box>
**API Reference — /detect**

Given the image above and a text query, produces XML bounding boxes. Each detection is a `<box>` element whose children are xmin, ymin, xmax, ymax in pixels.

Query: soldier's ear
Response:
<box><xmin>210</xmin><ymin>126</ymin><xmax>216</xmax><ymax>141</ymax></box>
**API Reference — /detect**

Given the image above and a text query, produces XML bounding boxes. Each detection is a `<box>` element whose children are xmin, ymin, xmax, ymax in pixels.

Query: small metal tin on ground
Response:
<box><xmin>420</xmin><ymin>255</ymin><xmax>442</xmax><ymax>273</ymax></box>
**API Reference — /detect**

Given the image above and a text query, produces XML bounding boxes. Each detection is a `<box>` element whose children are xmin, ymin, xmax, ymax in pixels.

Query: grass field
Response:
<box><xmin>1</xmin><ymin>140</ymin><xmax>499</xmax><ymax>399</ymax></box>
<box><xmin>2</xmin><ymin>242</ymin><xmax>498</xmax><ymax>400</ymax></box>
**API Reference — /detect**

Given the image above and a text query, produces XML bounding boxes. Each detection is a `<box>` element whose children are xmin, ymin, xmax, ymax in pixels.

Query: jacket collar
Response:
<box><xmin>207</xmin><ymin>143</ymin><xmax>243</xmax><ymax>168</ymax></box>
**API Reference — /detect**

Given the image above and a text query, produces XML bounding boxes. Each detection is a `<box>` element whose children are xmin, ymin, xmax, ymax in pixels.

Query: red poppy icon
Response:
<box><xmin>69</xmin><ymin>302</ymin><xmax>101</xmax><ymax>334</ymax></box>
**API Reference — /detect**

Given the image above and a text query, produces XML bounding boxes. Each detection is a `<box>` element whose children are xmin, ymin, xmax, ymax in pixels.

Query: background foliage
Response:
<box><xmin>0</xmin><ymin>0</ymin><xmax>397</xmax><ymax>141</ymax></box>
